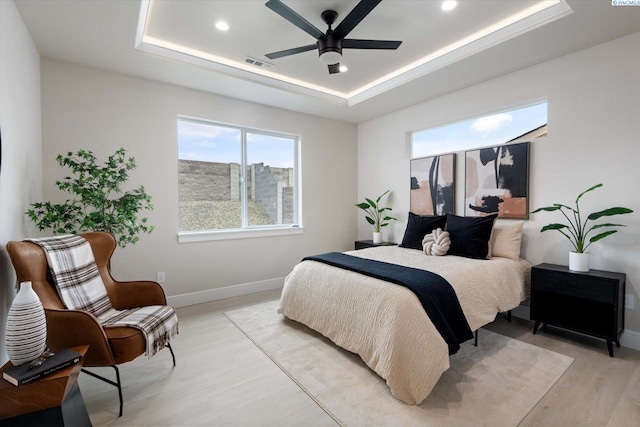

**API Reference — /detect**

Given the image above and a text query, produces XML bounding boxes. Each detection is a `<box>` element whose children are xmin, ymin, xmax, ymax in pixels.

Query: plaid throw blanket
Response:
<box><xmin>99</xmin><ymin>305</ymin><xmax>179</xmax><ymax>357</ymax></box>
<box><xmin>26</xmin><ymin>235</ymin><xmax>113</xmax><ymax>317</ymax></box>
<box><xmin>27</xmin><ymin>235</ymin><xmax>178</xmax><ymax>358</ymax></box>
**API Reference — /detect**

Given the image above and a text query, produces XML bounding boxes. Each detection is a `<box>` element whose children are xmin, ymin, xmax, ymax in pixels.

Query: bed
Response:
<box><xmin>278</xmin><ymin>216</ymin><xmax>531</xmax><ymax>405</ymax></box>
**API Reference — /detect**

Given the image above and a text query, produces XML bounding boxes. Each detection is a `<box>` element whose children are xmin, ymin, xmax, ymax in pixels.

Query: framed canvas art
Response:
<box><xmin>465</xmin><ymin>141</ymin><xmax>529</xmax><ymax>219</ymax></box>
<box><xmin>410</xmin><ymin>153</ymin><xmax>455</xmax><ymax>216</ymax></box>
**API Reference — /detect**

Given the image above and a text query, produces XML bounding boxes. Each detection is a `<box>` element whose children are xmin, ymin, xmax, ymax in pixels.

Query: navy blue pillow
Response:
<box><xmin>446</xmin><ymin>214</ymin><xmax>498</xmax><ymax>259</ymax></box>
<box><xmin>399</xmin><ymin>213</ymin><xmax>447</xmax><ymax>250</ymax></box>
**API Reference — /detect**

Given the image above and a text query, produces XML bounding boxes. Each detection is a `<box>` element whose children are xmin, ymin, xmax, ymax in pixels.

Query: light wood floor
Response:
<box><xmin>79</xmin><ymin>290</ymin><xmax>640</xmax><ymax>426</ymax></box>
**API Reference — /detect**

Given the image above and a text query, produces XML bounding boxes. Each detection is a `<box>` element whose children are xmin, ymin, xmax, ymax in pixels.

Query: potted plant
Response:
<box><xmin>531</xmin><ymin>183</ymin><xmax>633</xmax><ymax>271</ymax></box>
<box><xmin>355</xmin><ymin>190</ymin><xmax>397</xmax><ymax>244</ymax></box>
<box><xmin>26</xmin><ymin>148</ymin><xmax>154</xmax><ymax>248</ymax></box>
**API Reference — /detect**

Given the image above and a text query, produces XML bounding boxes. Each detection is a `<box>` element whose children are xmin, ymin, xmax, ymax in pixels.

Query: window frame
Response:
<box><xmin>410</xmin><ymin>100</ymin><xmax>548</xmax><ymax>158</ymax></box>
<box><xmin>177</xmin><ymin>116</ymin><xmax>302</xmax><ymax>243</ymax></box>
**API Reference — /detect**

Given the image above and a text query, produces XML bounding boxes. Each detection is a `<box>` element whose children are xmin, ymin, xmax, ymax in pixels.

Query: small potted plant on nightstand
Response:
<box><xmin>356</xmin><ymin>190</ymin><xmax>397</xmax><ymax>244</ymax></box>
<box><xmin>532</xmin><ymin>183</ymin><xmax>633</xmax><ymax>272</ymax></box>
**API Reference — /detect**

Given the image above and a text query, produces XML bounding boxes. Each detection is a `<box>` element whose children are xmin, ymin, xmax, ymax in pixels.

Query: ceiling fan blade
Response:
<box><xmin>332</xmin><ymin>0</ymin><xmax>382</xmax><ymax>39</ymax></box>
<box><xmin>265</xmin><ymin>0</ymin><xmax>324</xmax><ymax>40</ymax></box>
<box><xmin>328</xmin><ymin>64</ymin><xmax>341</xmax><ymax>74</ymax></box>
<box><xmin>265</xmin><ymin>44</ymin><xmax>318</xmax><ymax>60</ymax></box>
<box><xmin>342</xmin><ymin>39</ymin><xmax>402</xmax><ymax>50</ymax></box>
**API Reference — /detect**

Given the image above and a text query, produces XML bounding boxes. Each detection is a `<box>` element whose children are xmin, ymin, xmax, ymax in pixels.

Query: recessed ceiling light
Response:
<box><xmin>441</xmin><ymin>1</ymin><xmax>457</xmax><ymax>12</ymax></box>
<box><xmin>215</xmin><ymin>21</ymin><xmax>229</xmax><ymax>31</ymax></box>
<box><xmin>339</xmin><ymin>65</ymin><xmax>348</xmax><ymax>73</ymax></box>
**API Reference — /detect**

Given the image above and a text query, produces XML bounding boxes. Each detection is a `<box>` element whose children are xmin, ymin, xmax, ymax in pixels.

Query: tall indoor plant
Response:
<box><xmin>356</xmin><ymin>190</ymin><xmax>397</xmax><ymax>244</ymax></box>
<box><xmin>531</xmin><ymin>183</ymin><xmax>633</xmax><ymax>271</ymax></box>
<box><xmin>26</xmin><ymin>148</ymin><xmax>154</xmax><ymax>248</ymax></box>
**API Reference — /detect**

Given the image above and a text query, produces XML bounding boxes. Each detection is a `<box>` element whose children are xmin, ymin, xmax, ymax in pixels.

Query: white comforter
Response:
<box><xmin>278</xmin><ymin>246</ymin><xmax>531</xmax><ymax>405</ymax></box>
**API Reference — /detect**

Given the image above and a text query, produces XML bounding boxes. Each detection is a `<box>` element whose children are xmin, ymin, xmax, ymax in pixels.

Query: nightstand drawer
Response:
<box><xmin>532</xmin><ymin>268</ymin><xmax>615</xmax><ymax>303</ymax></box>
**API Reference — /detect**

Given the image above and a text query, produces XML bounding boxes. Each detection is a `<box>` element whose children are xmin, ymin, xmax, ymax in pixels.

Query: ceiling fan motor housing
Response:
<box><xmin>318</xmin><ymin>34</ymin><xmax>343</xmax><ymax>64</ymax></box>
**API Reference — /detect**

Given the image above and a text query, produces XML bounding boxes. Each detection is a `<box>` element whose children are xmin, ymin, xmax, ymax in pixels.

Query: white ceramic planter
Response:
<box><xmin>569</xmin><ymin>251</ymin><xmax>590</xmax><ymax>272</ymax></box>
<box><xmin>6</xmin><ymin>281</ymin><xmax>47</xmax><ymax>365</ymax></box>
<box><xmin>373</xmin><ymin>232</ymin><xmax>382</xmax><ymax>244</ymax></box>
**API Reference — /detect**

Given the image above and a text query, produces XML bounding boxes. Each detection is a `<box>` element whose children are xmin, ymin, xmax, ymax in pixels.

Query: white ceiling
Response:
<box><xmin>14</xmin><ymin>0</ymin><xmax>640</xmax><ymax>124</ymax></box>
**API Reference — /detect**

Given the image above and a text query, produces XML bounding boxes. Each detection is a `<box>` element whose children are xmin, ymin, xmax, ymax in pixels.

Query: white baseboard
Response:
<box><xmin>167</xmin><ymin>277</ymin><xmax>285</xmax><ymax>308</ymax></box>
<box><xmin>510</xmin><ymin>303</ymin><xmax>640</xmax><ymax>352</ymax></box>
<box><xmin>620</xmin><ymin>328</ymin><xmax>640</xmax><ymax>352</ymax></box>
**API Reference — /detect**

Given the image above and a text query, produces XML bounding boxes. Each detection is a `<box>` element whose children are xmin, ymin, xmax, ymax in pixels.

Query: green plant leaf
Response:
<box><xmin>589</xmin><ymin>230</ymin><xmax>618</xmax><ymax>243</ymax></box>
<box><xmin>553</xmin><ymin>203</ymin><xmax>577</xmax><ymax>212</ymax></box>
<box><xmin>375</xmin><ymin>190</ymin><xmax>390</xmax><ymax>204</ymax></box>
<box><xmin>540</xmin><ymin>223</ymin><xmax>569</xmax><ymax>232</ymax></box>
<box><xmin>575</xmin><ymin>183</ymin><xmax>603</xmax><ymax>203</ymax></box>
<box><xmin>531</xmin><ymin>206</ymin><xmax>562</xmax><ymax>213</ymax></box>
<box><xmin>590</xmin><ymin>223</ymin><xmax>626</xmax><ymax>230</ymax></box>
<box><xmin>365</xmin><ymin>198</ymin><xmax>377</xmax><ymax>209</ymax></box>
<box><xmin>365</xmin><ymin>216</ymin><xmax>375</xmax><ymax>225</ymax></box>
<box><xmin>588</xmin><ymin>207</ymin><xmax>634</xmax><ymax>220</ymax></box>
<box><xmin>355</xmin><ymin>203</ymin><xmax>370</xmax><ymax>210</ymax></box>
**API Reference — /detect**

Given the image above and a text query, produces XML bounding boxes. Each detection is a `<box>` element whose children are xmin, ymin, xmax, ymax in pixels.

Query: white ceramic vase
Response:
<box><xmin>6</xmin><ymin>281</ymin><xmax>47</xmax><ymax>366</ymax></box>
<box><xmin>569</xmin><ymin>251</ymin><xmax>590</xmax><ymax>272</ymax></box>
<box><xmin>373</xmin><ymin>232</ymin><xmax>382</xmax><ymax>244</ymax></box>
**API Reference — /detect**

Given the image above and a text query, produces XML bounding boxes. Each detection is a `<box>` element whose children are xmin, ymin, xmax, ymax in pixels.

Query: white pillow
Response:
<box><xmin>490</xmin><ymin>221</ymin><xmax>524</xmax><ymax>260</ymax></box>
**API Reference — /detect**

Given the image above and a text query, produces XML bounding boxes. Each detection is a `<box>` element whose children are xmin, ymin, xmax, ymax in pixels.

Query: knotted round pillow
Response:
<box><xmin>422</xmin><ymin>228</ymin><xmax>451</xmax><ymax>256</ymax></box>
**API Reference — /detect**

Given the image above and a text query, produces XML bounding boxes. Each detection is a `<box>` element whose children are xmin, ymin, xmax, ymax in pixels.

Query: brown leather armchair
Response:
<box><xmin>6</xmin><ymin>231</ymin><xmax>176</xmax><ymax>416</ymax></box>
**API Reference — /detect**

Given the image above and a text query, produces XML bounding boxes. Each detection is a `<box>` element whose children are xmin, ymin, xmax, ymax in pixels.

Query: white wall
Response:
<box><xmin>358</xmin><ymin>32</ymin><xmax>640</xmax><ymax>334</ymax></box>
<box><xmin>41</xmin><ymin>60</ymin><xmax>358</xmax><ymax>302</ymax></box>
<box><xmin>0</xmin><ymin>0</ymin><xmax>44</xmax><ymax>364</ymax></box>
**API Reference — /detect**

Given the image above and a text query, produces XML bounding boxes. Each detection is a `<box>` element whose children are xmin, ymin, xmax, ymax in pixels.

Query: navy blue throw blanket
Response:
<box><xmin>302</xmin><ymin>252</ymin><xmax>473</xmax><ymax>355</ymax></box>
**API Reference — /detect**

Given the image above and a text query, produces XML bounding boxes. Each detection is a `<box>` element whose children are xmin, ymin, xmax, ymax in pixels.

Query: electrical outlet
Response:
<box><xmin>625</xmin><ymin>294</ymin><xmax>634</xmax><ymax>310</ymax></box>
<box><xmin>157</xmin><ymin>271</ymin><xmax>166</xmax><ymax>283</ymax></box>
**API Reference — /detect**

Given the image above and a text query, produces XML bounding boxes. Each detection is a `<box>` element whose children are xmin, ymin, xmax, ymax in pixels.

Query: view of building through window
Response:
<box><xmin>412</xmin><ymin>102</ymin><xmax>547</xmax><ymax>158</ymax></box>
<box><xmin>177</xmin><ymin>118</ymin><xmax>298</xmax><ymax>232</ymax></box>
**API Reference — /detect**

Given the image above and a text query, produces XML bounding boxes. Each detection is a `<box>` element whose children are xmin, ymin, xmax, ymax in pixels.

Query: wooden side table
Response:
<box><xmin>530</xmin><ymin>263</ymin><xmax>625</xmax><ymax>357</ymax></box>
<box><xmin>354</xmin><ymin>240</ymin><xmax>397</xmax><ymax>250</ymax></box>
<box><xmin>0</xmin><ymin>345</ymin><xmax>91</xmax><ymax>426</ymax></box>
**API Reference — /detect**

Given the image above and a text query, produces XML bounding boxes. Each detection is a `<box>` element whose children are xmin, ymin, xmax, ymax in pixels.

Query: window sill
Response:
<box><xmin>178</xmin><ymin>226</ymin><xmax>304</xmax><ymax>243</ymax></box>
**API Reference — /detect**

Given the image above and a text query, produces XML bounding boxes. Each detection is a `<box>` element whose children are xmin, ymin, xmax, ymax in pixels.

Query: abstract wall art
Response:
<box><xmin>410</xmin><ymin>153</ymin><xmax>455</xmax><ymax>216</ymax></box>
<box><xmin>465</xmin><ymin>141</ymin><xmax>529</xmax><ymax>219</ymax></box>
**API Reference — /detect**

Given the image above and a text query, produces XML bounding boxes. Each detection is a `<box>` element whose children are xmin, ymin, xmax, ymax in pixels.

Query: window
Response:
<box><xmin>412</xmin><ymin>102</ymin><xmax>547</xmax><ymax>158</ymax></box>
<box><xmin>177</xmin><ymin>117</ymin><xmax>299</xmax><ymax>240</ymax></box>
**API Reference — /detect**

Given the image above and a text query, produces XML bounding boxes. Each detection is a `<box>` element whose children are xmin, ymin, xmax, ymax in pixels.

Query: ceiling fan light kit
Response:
<box><xmin>318</xmin><ymin>35</ymin><xmax>342</xmax><ymax>65</ymax></box>
<box><xmin>442</xmin><ymin>1</ymin><xmax>458</xmax><ymax>12</ymax></box>
<box><xmin>265</xmin><ymin>0</ymin><xmax>401</xmax><ymax>74</ymax></box>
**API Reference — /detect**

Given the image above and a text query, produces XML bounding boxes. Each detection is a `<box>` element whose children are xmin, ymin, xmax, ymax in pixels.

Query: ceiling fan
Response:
<box><xmin>264</xmin><ymin>0</ymin><xmax>402</xmax><ymax>74</ymax></box>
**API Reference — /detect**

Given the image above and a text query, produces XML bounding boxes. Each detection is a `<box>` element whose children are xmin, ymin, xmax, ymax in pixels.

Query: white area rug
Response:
<box><xmin>225</xmin><ymin>300</ymin><xmax>574</xmax><ymax>427</ymax></box>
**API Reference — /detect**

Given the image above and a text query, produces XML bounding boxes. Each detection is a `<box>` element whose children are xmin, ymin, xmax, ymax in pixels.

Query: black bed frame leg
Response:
<box><xmin>474</xmin><ymin>330</ymin><xmax>478</xmax><ymax>347</ymax></box>
<box><xmin>498</xmin><ymin>310</ymin><xmax>512</xmax><ymax>323</ymax></box>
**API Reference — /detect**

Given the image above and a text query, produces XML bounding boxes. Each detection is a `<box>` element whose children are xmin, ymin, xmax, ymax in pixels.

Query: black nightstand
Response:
<box><xmin>530</xmin><ymin>263</ymin><xmax>626</xmax><ymax>357</ymax></box>
<box><xmin>354</xmin><ymin>240</ymin><xmax>397</xmax><ymax>250</ymax></box>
